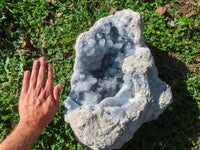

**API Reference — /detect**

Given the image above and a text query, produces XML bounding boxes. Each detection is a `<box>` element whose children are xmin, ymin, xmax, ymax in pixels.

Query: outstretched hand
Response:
<box><xmin>0</xmin><ymin>57</ymin><xmax>62</xmax><ymax>150</ymax></box>
<box><xmin>19</xmin><ymin>57</ymin><xmax>62</xmax><ymax>130</ymax></box>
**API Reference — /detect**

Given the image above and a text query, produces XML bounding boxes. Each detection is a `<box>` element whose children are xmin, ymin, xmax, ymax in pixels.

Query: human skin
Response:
<box><xmin>0</xmin><ymin>57</ymin><xmax>62</xmax><ymax>150</ymax></box>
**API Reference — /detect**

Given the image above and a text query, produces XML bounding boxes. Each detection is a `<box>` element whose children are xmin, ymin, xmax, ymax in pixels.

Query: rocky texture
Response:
<box><xmin>64</xmin><ymin>9</ymin><xmax>172</xmax><ymax>150</ymax></box>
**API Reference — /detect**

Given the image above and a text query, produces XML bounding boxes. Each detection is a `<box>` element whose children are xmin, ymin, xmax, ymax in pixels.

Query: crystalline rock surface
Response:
<box><xmin>64</xmin><ymin>9</ymin><xmax>172</xmax><ymax>150</ymax></box>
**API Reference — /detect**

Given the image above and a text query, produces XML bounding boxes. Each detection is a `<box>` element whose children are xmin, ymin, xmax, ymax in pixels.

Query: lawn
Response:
<box><xmin>0</xmin><ymin>0</ymin><xmax>199</xmax><ymax>149</ymax></box>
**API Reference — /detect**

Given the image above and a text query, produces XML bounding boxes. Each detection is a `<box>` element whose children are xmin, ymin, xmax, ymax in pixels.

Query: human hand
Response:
<box><xmin>0</xmin><ymin>57</ymin><xmax>62</xmax><ymax>150</ymax></box>
<box><xmin>18</xmin><ymin>57</ymin><xmax>62</xmax><ymax>131</ymax></box>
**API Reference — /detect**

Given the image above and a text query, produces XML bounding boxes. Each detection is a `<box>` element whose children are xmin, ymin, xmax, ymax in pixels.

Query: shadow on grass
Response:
<box><xmin>120</xmin><ymin>43</ymin><xmax>199</xmax><ymax>150</ymax></box>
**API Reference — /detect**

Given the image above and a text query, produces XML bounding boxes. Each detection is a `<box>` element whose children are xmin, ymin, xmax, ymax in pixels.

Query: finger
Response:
<box><xmin>36</xmin><ymin>57</ymin><xmax>46</xmax><ymax>88</ymax></box>
<box><xmin>29</xmin><ymin>60</ymin><xmax>40</xmax><ymax>89</ymax></box>
<box><xmin>38</xmin><ymin>87</ymin><xmax>46</xmax><ymax>100</ymax></box>
<box><xmin>21</xmin><ymin>70</ymin><xmax>30</xmax><ymax>94</ymax></box>
<box><xmin>53</xmin><ymin>84</ymin><xmax>62</xmax><ymax>101</ymax></box>
<box><xmin>45</xmin><ymin>63</ymin><xmax>54</xmax><ymax>96</ymax></box>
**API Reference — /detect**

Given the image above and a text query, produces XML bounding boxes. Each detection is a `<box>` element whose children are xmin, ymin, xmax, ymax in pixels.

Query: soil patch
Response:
<box><xmin>178</xmin><ymin>0</ymin><xmax>200</xmax><ymax>17</ymax></box>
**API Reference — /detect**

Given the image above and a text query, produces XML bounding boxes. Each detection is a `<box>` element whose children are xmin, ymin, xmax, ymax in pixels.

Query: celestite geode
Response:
<box><xmin>64</xmin><ymin>9</ymin><xmax>172</xmax><ymax>150</ymax></box>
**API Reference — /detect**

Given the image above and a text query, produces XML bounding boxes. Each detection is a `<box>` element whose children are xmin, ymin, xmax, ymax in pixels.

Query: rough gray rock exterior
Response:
<box><xmin>64</xmin><ymin>9</ymin><xmax>172</xmax><ymax>150</ymax></box>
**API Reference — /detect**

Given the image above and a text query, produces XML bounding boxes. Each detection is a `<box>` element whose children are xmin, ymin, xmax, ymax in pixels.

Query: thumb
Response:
<box><xmin>53</xmin><ymin>84</ymin><xmax>62</xmax><ymax>101</ymax></box>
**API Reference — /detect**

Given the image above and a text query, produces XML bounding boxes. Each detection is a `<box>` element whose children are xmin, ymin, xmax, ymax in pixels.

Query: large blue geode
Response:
<box><xmin>64</xmin><ymin>9</ymin><xmax>172</xmax><ymax>150</ymax></box>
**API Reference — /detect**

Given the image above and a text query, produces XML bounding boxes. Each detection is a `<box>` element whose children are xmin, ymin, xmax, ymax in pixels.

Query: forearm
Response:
<box><xmin>0</xmin><ymin>121</ymin><xmax>44</xmax><ymax>150</ymax></box>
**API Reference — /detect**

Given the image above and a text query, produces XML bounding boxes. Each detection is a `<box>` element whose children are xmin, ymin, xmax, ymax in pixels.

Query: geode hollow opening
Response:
<box><xmin>64</xmin><ymin>9</ymin><xmax>172</xmax><ymax>150</ymax></box>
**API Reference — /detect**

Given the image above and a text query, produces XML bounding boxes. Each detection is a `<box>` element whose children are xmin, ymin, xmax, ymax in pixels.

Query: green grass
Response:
<box><xmin>0</xmin><ymin>0</ymin><xmax>199</xmax><ymax>149</ymax></box>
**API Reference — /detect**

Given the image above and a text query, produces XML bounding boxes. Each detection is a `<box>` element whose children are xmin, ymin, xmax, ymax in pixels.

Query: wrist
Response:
<box><xmin>18</xmin><ymin>120</ymin><xmax>44</xmax><ymax>135</ymax></box>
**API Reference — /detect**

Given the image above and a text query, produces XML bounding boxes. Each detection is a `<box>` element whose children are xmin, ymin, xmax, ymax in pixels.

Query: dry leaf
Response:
<box><xmin>167</xmin><ymin>20</ymin><xmax>175</xmax><ymax>27</ymax></box>
<box><xmin>87</xmin><ymin>19</ymin><xmax>92</xmax><ymax>26</ymax></box>
<box><xmin>14</xmin><ymin>88</ymin><xmax>19</xmax><ymax>99</ymax></box>
<box><xmin>45</xmin><ymin>0</ymin><xmax>54</xmax><ymax>5</ymax></box>
<box><xmin>56</xmin><ymin>12</ymin><xmax>63</xmax><ymax>18</ymax></box>
<box><xmin>20</xmin><ymin>49</ymin><xmax>31</xmax><ymax>54</ymax></box>
<box><xmin>110</xmin><ymin>7</ymin><xmax>117</xmax><ymax>15</ymax></box>
<box><xmin>1</xmin><ymin>82</ymin><xmax>5</xmax><ymax>86</ymax></box>
<box><xmin>0</xmin><ymin>133</ymin><xmax>4</xmax><ymax>139</ymax></box>
<box><xmin>41</xmin><ymin>15</ymin><xmax>53</xmax><ymax>26</ymax></box>
<box><xmin>40</xmin><ymin>34</ymin><xmax>46</xmax><ymax>56</ymax></box>
<box><xmin>186</xmin><ymin>12</ymin><xmax>196</xmax><ymax>18</ymax></box>
<box><xmin>69</xmin><ymin>3</ymin><xmax>74</xmax><ymax>10</ymax></box>
<box><xmin>23</xmin><ymin>38</ymin><xmax>33</xmax><ymax>49</ymax></box>
<box><xmin>155</xmin><ymin>6</ymin><xmax>167</xmax><ymax>15</ymax></box>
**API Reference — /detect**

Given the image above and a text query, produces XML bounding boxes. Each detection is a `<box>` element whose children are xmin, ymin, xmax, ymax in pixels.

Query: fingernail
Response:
<box><xmin>25</xmin><ymin>70</ymin><xmax>30</xmax><ymax>75</ymax></box>
<box><xmin>40</xmin><ymin>57</ymin><xmax>46</xmax><ymax>62</ymax></box>
<box><xmin>34</xmin><ymin>60</ymin><xmax>39</xmax><ymax>66</ymax></box>
<box><xmin>59</xmin><ymin>85</ymin><xmax>62</xmax><ymax>90</ymax></box>
<box><xmin>47</xmin><ymin>63</ymin><xmax>51</xmax><ymax>68</ymax></box>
